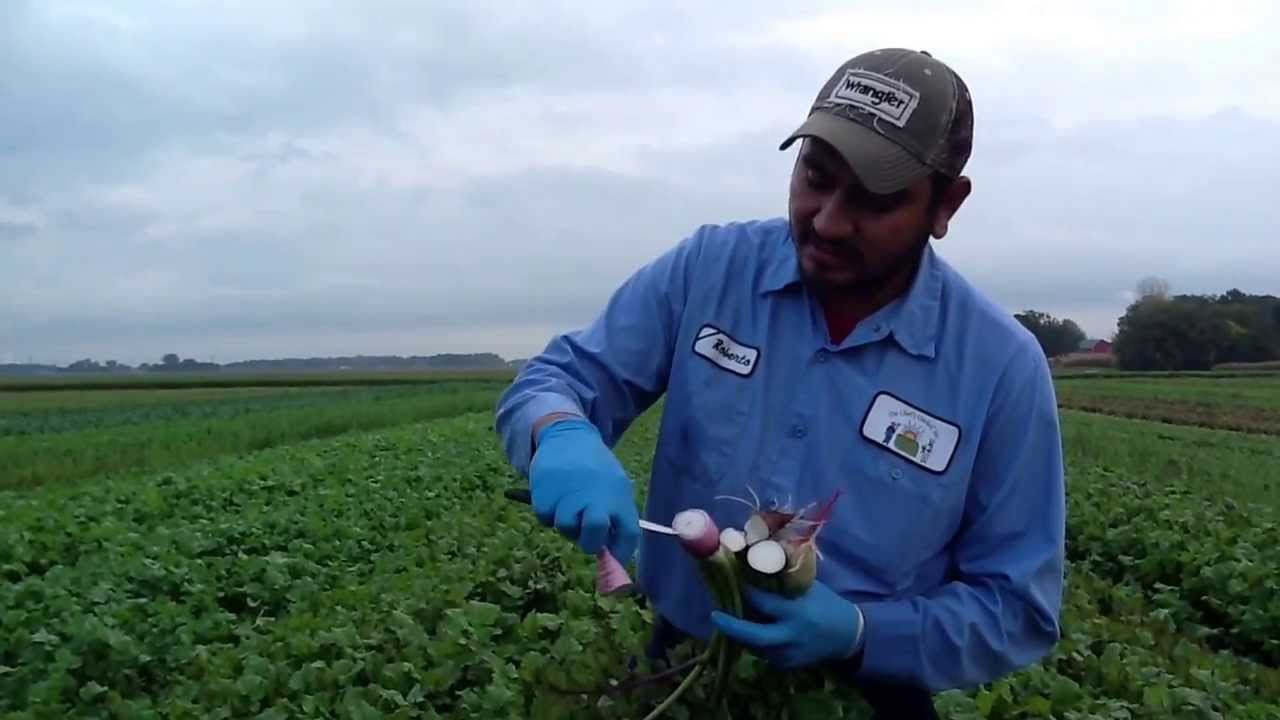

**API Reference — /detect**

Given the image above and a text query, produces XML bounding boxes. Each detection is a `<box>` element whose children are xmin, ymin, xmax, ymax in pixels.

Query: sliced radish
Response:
<box><xmin>672</xmin><ymin>508</ymin><xmax>720</xmax><ymax>558</ymax></box>
<box><xmin>744</xmin><ymin>513</ymin><xmax>770</xmax><ymax>546</ymax></box>
<box><xmin>719</xmin><ymin>527</ymin><xmax>746</xmax><ymax>553</ymax></box>
<box><xmin>746</xmin><ymin>539</ymin><xmax>786</xmax><ymax>575</ymax></box>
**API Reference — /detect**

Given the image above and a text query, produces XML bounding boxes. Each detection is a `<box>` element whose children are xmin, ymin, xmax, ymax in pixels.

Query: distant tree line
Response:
<box><xmin>0</xmin><ymin>352</ymin><xmax>514</xmax><ymax>376</ymax></box>
<box><xmin>1014</xmin><ymin>279</ymin><xmax>1279</xmax><ymax>372</ymax></box>
<box><xmin>219</xmin><ymin>353</ymin><xmax>509</xmax><ymax>372</ymax></box>
<box><xmin>1014</xmin><ymin>310</ymin><xmax>1088</xmax><ymax>358</ymax></box>
<box><xmin>1112</xmin><ymin>285</ymin><xmax>1280</xmax><ymax>371</ymax></box>
<box><xmin>142</xmin><ymin>354</ymin><xmax>221</xmax><ymax>372</ymax></box>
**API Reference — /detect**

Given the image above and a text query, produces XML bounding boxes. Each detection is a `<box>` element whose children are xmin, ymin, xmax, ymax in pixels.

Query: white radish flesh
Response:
<box><xmin>744</xmin><ymin>514</ymin><xmax>769</xmax><ymax>546</ymax></box>
<box><xmin>719</xmin><ymin>527</ymin><xmax>746</xmax><ymax>553</ymax></box>
<box><xmin>746</xmin><ymin>539</ymin><xmax>786</xmax><ymax>575</ymax></box>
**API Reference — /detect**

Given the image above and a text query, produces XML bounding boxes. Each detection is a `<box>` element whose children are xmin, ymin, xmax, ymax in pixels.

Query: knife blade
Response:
<box><xmin>501</xmin><ymin>487</ymin><xmax>677</xmax><ymax>535</ymax></box>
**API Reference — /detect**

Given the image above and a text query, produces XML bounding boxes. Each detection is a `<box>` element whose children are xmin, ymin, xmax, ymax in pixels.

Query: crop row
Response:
<box><xmin>1054</xmin><ymin>374</ymin><xmax>1280</xmax><ymax>433</ymax></box>
<box><xmin>933</xmin><ymin>559</ymin><xmax>1280</xmax><ymax>719</ymax></box>
<box><xmin>0</xmin><ymin>387</ymin><xmax>500</xmax><ymax>491</ymax></box>
<box><xmin>0</xmin><ymin>369</ymin><xmax>516</xmax><ymax>393</ymax></box>
<box><xmin>0</xmin><ymin>384</ymin><xmax>496</xmax><ymax>438</ymax></box>
<box><xmin>3</xmin><ymin>408</ymin><xmax>1278</xmax><ymax>717</ymax></box>
<box><xmin>1058</xmin><ymin>409</ymin><xmax>1280</xmax><ymax>509</ymax></box>
<box><xmin>1054</xmin><ymin>381</ymin><xmax>1280</xmax><ymax>436</ymax></box>
<box><xmin>1056</xmin><ymin>396</ymin><xmax>1280</xmax><ymax>435</ymax></box>
<box><xmin>1065</xmin><ymin>463</ymin><xmax>1280</xmax><ymax>667</ymax></box>
<box><xmin>0</xmin><ymin>415</ymin><xmax>655</xmax><ymax>718</ymax></box>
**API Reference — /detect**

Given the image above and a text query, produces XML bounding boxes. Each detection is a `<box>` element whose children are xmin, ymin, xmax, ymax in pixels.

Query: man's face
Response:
<box><xmin>787</xmin><ymin>137</ymin><xmax>967</xmax><ymax>301</ymax></box>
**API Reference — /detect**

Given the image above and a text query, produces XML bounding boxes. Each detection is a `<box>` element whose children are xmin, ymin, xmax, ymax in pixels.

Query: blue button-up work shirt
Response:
<box><xmin>495</xmin><ymin>217</ymin><xmax>1065</xmax><ymax>692</ymax></box>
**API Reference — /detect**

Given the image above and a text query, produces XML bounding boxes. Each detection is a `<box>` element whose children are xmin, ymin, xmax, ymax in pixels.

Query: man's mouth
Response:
<box><xmin>803</xmin><ymin>239</ymin><xmax>855</xmax><ymax>267</ymax></box>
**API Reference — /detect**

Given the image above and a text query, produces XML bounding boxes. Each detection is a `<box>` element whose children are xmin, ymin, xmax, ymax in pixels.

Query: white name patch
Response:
<box><xmin>828</xmin><ymin>69</ymin><xmax>921</xmax><ymax>128</ymax></box>
<box><xmin>860</xmin><ymin>392</ymin><xmax>960</xmax><ymax>474</ymax></box>
<box><xmin>692</xmin><ymin>324</ymin><xmax>759</xmax><ymax>377</ymax></box>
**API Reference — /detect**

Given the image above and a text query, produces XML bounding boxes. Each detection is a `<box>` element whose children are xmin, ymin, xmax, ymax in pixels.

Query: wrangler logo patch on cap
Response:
<box><xmin>828</xmin><ymin>69</ymin><xmax>921</xmax><ymax>128</ymax></box>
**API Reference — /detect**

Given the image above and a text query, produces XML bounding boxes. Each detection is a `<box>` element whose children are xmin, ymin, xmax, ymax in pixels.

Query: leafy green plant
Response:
<box><xmin>1</xmin><ymin>381</ymin><xmax>1278</xmax><ymax>718</ymax></box>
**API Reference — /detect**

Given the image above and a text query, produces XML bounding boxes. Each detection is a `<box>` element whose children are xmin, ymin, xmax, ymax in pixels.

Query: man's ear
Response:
<box><xmin>931</xmin><ymin>176</ymin><xmax>972</xmax><ymax>239</ymax></box>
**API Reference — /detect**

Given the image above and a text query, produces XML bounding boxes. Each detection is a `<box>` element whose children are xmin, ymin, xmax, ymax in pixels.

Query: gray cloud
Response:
<box><xmin>2</xmin><ymin>1</ymin><xmax>1276</xmax><ymax>366</ymax></box>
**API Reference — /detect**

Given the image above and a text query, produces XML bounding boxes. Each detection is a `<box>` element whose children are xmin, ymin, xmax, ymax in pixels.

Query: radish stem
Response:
<box><xmin>546</xmin><ymin>650</ymin><xmax>711</xmax><ymax>697</ymax></box>
<box><xmin>641</xmin><ymin>661</ymin><xmax>704</xmax><ymax>720</ymax></box>
<box><xmin>779</xmin><ymin>539</ymin><xmax>817</xmax><ymax>598</ymax></box>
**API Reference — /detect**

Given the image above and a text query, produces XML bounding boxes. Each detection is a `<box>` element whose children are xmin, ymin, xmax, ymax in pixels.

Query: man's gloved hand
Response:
<box><xmin>710</xmin><ymin>580</ymin><xmax>865</xmax><ymax>670</ymax></box>
<box><xmin>528</xmin><ymin>417</ymin><xmax>640</xmax><ymax>566</ymax></box>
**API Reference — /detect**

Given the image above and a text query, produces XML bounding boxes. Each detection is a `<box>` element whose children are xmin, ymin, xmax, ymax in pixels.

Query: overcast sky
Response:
<box><xmin>3</xmin><ymin>1</ymin><xmax>1277</xmax><ymax>366</ymax></box>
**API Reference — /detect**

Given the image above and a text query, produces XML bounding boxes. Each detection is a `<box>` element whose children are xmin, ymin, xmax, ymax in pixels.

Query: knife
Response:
<box><xmin>502</xmin><ymin>487</ymin><xmax>677</xmax><ymax>535</ymax></box>
<box><xmin>502</xmin><ymin>486</ymin><xmax>662</xmax><ymax>597</ymax></box>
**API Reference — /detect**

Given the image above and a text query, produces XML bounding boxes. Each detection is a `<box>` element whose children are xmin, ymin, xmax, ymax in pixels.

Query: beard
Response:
<box><xmin>791</xmin><ymin>220</ymin><xmax>933</xmax><ymax>302</ymax></box>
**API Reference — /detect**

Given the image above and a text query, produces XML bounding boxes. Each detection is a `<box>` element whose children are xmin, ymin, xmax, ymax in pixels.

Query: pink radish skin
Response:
<box><xmin>595</xmin><ymin>549</ymin><xmax>634</xmax><ymax>595</ymax></box>
<box><xmin>672</xmin><ymin>509</ymin><xmax>721</xmax><ymax>558</ymax></box>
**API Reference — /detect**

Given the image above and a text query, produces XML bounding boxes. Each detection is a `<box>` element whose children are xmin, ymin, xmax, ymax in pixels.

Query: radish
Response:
<box><xmin>746</xmin><ymin>538</ymin><xmax>787</xmax><ymax>574</ymax></box>
<box><xmin>594</xmin><ymin>548</ymin><xmax>634</xmax><ymax>596</ymax></box>
<box><xmin>780</xmin><ymin>538</ymin><xmax>818</xmax><ymax>598</ymax></box>
<box><xmin>640</xmin><ymin>506</ymin><xmax>743</xmax><ymax>718</ymax></box>
<box><xmin>743</xmin><ymin>513</ymin><xmax>770</xmax><ymax>546</ymax></box>
<box><xmin>743</xmin><ymin>538</ymin><xmax>787</xmax><ymax>594</ymax></box>
<box><xmin>609</xmin><ymin>489</ymin><xmax>842</xmax><ymax>718</ymax></box>
<box><xmin>718</xmin><ymin>527</ymin><xmax>746</xmax><ymax>553</ymax></box>
<box><xmin>672</xmin><ymin>508</ymin><xmax>721</xmax><ymax>559</ymax></box>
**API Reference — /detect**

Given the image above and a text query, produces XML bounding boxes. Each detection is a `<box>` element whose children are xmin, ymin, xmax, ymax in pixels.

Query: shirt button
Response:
<box><xmin>891</xmin><ymin>468</ymin><xmax>903</xmax><ymax>480</ymax></box>
<box><xmin>791</xmin><ymin>424</ymin><xmax>807</xmax><ymax>438</ymax></box>
<box><xmin>816</xmin><ymin>350</ymin><xmax>828</xmax><ymax>363</ymax></box>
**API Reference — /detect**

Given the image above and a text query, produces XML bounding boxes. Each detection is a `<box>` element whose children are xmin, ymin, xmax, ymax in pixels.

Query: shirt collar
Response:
<box><xmin>878</xmin><ymin>243</ymin><xmax>942</xmax><ymax>358</ymax></box>
<box><xmin>760</xmin><ymin>224</ymin><xmax>942</xmax><ymax>358</ymax></box>
<box><xmin>759</xmin><ymin>226</ymin><xmax>804</xmax><ymax>294</ymax></box>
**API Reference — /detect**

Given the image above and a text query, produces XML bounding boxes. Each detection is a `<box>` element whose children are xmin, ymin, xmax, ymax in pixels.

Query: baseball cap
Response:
<box><xmin>779</xmin><ymin>48</ymin><xmax>973</xmax><ymax>194</ymax></box>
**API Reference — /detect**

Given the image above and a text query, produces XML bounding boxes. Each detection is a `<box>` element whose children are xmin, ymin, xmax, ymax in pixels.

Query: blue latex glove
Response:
<box><xmin>710</xmin><ymin>580</ymin><xmax>865</xmax><ymax>670</ymax></box>
<box><xmin>528</xmin><ymin>417</ymin><xmax>640</xmax><ymax>566</ymax></box>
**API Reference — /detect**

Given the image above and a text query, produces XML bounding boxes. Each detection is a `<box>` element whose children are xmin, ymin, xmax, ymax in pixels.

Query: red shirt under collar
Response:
<box><xmin>822</xmin><ymin>302</ymin><xmax>864</xmax><ymax>345</ymax></box>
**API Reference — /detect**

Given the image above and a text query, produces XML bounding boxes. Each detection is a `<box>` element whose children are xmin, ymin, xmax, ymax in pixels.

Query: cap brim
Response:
<box><xmin>779</xmin><ymin>112</ymin><xmax>929</xmax><ymax>195</ymax></box>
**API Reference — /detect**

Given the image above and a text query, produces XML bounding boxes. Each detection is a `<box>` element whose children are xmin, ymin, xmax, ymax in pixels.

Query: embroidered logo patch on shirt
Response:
<box><xmin>692</xmin><ymin>324</ymin><xmax>759</xmax><ymax>377</ymax></box>
<box><xmin>859</xmin><ymin>391</ymin><xmax>960</xmax><ymax>474</ymax></box>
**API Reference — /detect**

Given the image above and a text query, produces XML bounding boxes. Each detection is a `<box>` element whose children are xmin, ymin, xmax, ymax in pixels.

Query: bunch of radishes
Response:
<box><xmin>638</xmin><ymin>489</ymin><xmax>840</xmax><ymax>719</ymax></box>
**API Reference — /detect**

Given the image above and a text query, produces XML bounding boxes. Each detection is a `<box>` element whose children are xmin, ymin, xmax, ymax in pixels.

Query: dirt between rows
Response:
<box><xmin>1058</xmin><ymin>397</ymin><xmax>1280</xmax><ymax>435</ymax></box>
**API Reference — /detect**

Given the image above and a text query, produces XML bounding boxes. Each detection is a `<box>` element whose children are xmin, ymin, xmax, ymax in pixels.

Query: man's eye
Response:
<box><xmin>860</xmin><ymin>191</ymin><xmax>908</xmax><ymax>213</ymax></box>
<box><xmin>805</xmin><ymin>166</ymin><xmax>832</xmax><ymax>189</ymax></box>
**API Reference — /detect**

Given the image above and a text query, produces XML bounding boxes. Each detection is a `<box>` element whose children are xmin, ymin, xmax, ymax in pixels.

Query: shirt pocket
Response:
<box><xmin>825</xmin><ymin>450</ymin><xmax>966</xmax><ymax>595</ymax></box>
<box><xmin>655</xmin><ymin>355</ymin><xmax>754</xmax><ymax>492</ymax></box>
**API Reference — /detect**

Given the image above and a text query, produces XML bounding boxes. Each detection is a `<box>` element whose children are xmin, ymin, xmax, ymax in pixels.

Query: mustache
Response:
<box><xmin>797</xmin><ymin>228</ymin><xmax>862</xmax><ymax>260</ymax></box>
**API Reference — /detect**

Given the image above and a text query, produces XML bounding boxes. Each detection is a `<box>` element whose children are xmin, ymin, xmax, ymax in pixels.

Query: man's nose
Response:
<box><xmin>812</xmin><ymin>196</ymin><xmax>856</xmax><ymax>240</ymax></box>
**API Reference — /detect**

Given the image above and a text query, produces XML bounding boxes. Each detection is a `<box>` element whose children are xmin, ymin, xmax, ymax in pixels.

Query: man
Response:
<box><xmin>495</xmin><ymin>48</ymin><xmax>1065</xmax><ymax>716</ymax></box>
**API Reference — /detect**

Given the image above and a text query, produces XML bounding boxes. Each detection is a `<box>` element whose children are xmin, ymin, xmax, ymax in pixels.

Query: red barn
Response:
<box><xmin>1076</xmin><ymin>338</ymin><xmax>1113</xmax><ymax>355</ymax></box>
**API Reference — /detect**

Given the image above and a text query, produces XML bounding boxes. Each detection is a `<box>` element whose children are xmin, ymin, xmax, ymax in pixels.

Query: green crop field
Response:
<box><xmin>0</xmin><ymin>381</ymin><xmax>507</xmax><ymax>492</ymax></box>
<box><xmin>1</xmin><ymin>371</ymin><xmax>1278</xmax><ymax>718</ymax></box>
<box><xmin>1055</xmin><ymin>373</ymin><xmax>1280</xmax><ymax>434</ymax></box>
